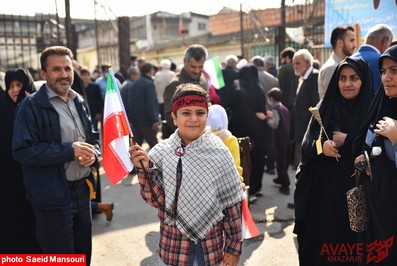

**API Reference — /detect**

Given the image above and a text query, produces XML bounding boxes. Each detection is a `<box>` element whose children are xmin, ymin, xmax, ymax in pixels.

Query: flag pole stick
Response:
<box><xmin>129</xmin><ymin>135</ymin><xmax>147</xmax><ymax>175</ymax></box>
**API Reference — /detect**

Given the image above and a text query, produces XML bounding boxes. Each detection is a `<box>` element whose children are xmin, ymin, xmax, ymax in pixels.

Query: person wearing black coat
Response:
<box><xmin>219</xmin><ymin>55</ymin><xmax>238</xmax><ymax>114</ymax></box>
<box><xmin>228</xmin><ymin>64</ymin><xmax>269</xmax><ymax>200</ymax></box>
<box><xmin>294</xmin><ymin>57</ymin><xmax>373</xmax><ymax>265</ymax></box>
<box><xmin>128</xmin><ymin>62</ymin><xmax>159</xmax><ymax>148</ymax></box>
<box><xmin>80</xmin><ymin>68</ymin><xmax>103</xmax><ymax>132</ymax></box>
<box><xmin>353</xmin><ymin>45</ymin><xmax>397</xmax><ymax>266</ymax></box>
<box><xmin>291</xmin><ymin>49</ymin><xmax>320</xmax><ymax>169</ymax></box>
<box><xmin>0</xmin><ymin>68</ymin><xmax>41</xmax><ymax>253</ymax></box>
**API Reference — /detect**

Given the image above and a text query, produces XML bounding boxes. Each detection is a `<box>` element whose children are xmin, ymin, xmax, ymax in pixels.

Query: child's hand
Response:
<box><xmin>129</xmin><ymin>144</ymin><xmax>149</xmax><ymax>169</ymax></box>
<box><xmin>221</xmin><ymin>253</ymin><xmax>239</xmax><ymax>266</ymax></box>
<box><xmin>266</xmin><ymin>110</ymin><xmax>273</xmax><ymax>117</ymax></box>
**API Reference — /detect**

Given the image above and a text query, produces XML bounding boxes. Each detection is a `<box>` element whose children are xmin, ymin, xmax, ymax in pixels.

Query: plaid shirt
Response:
<box><xmin>138</xmin><ymin>164</ymin><xmax>242</xmax><ymax>266</ymax></box>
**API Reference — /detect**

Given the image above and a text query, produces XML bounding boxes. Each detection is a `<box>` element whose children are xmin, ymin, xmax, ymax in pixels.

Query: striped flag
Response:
<box><xmin>102</xmin><ymin>68</ymin><xmax>134</xmax><ymax>185</ymax></box>
<box><xmin>242</xmin><ymin>198</ymin><xmax>260</xmax><ymax>239</ymax></box>
<box><xmin>203</xmin><ymin>57</ymin><xmax>225</xmax><ymax>89</ymax></box>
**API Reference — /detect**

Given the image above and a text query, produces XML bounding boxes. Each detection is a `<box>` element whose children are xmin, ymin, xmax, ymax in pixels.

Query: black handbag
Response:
<box><xmin>346</xmin><ymin>170</ymin><xmax>369</xmax><ymax>232</ymax></box>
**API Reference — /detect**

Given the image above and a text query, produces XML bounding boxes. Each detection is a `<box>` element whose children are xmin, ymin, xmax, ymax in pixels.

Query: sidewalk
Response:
<box><xmin>91</xmin><ymin>164</ymin><xmax>299</xmax><ymax>265</ymax></box>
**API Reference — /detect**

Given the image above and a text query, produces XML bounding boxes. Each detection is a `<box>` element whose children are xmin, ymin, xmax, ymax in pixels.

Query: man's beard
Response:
<box><xmin>343</xmin><ymin>46</ymin><xmax>354</xmax><ymax>57</ymax></box>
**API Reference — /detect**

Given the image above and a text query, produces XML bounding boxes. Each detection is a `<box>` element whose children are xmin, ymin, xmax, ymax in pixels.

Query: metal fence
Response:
<box><xmin>246</xmin><ymin>0</ymin><xmax>331</xmax><ymax>68</ymax></box>
<box><xmin>0</xmin><ymin>13</ymin><xmax>67</xmax><ymax>73</ymax></box>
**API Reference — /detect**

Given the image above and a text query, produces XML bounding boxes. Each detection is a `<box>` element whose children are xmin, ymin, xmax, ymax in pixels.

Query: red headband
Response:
<box><xmin>172</xmin><ymin>94</ymin><xmax>208</xmax><ymax>112</ymax></box>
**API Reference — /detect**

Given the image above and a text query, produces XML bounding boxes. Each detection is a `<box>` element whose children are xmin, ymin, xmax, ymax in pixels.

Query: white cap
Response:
<box><xmin>236</xmin><ymin>59</ymin><xmax>248</xmax><ymax>70</ymax></box>
<box><xmin>160</xmin><ymin>59</ymin><xmax>171</xmax><ymax>69</ymax></box>
<box><xmin>225</xmin><ymin>55</ymin><xmax>238</xmax><ymax>62</ymax></box>
<box><xmin>207</xmin><ymin>104</ymin><xmax>228</xmax><ymax>130</ymax></box>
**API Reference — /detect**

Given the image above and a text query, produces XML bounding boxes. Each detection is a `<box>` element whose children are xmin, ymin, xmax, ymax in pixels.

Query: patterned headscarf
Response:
<box><xmin>148</xmin><ymin>127</ymin><xmax>243</xmax><ymax>242</ymax></box>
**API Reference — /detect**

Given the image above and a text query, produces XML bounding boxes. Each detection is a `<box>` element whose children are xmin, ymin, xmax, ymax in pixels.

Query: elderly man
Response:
<box><xmin>154</xmin><ymin>59</ymin><xmax>175</xmax><ymax>121</ymax></box>
<box><xmin>251</xmin><ymin>55</ymin><xmax>279</xmax><ymax>97</ymax></box>
<box><xmin>352</xmin><ymin>24</ymin><xmax>393</xmax><ymax>93</ymax></box>
<box><xmin>121</xmin><ymin>66</ymin><xmax>140</xmax><ymax>117</ymax></box>
<box><xmin>291</xmin><ymin>49</ymin><xmax>319</xmax><ymax>169</ymax></box>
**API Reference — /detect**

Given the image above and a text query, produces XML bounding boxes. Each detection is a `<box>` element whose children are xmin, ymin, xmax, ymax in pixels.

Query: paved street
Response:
<box><xmin>91</xmin><ymin>163</ymin><xmax>299</xmax><ymax>266</ymax></box>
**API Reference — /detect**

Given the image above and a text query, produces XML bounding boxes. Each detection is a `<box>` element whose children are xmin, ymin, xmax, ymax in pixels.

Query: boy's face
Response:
<box><xmin>171</xmin><ymin>106</ymin><xmax>208</xmax><ymax>145</ymax></box>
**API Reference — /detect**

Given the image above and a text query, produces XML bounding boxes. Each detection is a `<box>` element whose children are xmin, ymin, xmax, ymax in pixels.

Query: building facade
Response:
<box><xmin>0</xmin><ymin>0</ymin><xmax>328</xmax><ymax>77</ymax></box>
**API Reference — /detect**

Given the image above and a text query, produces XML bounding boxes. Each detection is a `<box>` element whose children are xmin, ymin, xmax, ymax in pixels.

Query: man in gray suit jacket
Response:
<box><xmin>292</xmin><ymin>49</ymin><xmax>319</xmax><ymax>168</ymax></box>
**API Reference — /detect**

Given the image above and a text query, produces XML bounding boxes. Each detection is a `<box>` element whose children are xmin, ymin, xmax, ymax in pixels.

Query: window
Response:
<box><xmin>198</xmin><ymin>23</ymin><xmax>206</xmax><ymax>31</ymax></box>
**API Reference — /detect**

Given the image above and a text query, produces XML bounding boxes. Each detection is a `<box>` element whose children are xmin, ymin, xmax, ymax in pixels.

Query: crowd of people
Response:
<box><xmin>0</xmin><ymin>21</ymin><xmax>396</xmax><ymax>265</ymax></box>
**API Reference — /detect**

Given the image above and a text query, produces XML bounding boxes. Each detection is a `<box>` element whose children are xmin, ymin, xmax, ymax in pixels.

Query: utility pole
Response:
<box><xmin>278</xmin><ymin>0</ymin><xmax>286</xmax><ymax>57</ymax></box>
<box><xmin>240</xmin><ymin>3</ymin><xmax>244</xmax><ymax>58</ymax></box>
<box><xmin>118</xmin><ymin>17</ymin><xmax>130</xmax><ymax>79</ymax></box>
<box><xmin>64</xmin><ymin>0</ymin><xmax>75</xmax><ymax>56</ymax></box>
<box><xmin>94</xmin><ymin>0</ymin><xmax>100</xmax><ymax>66</ymax></box>
<box><xmin>55</xmin><ymin>0</ymin><xmax>61</xmax><ymax>45</ymax></box>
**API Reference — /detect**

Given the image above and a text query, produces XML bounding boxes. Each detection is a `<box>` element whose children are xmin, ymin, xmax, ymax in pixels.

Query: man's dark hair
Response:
<box><xmin>330</xmin><ymin>26</ymin><xmax>354</xmax><ymax>49</ymax></box>
<box><xmin>80</xmin><ymin>68</ymin><xmax>90</xmax><ymax>75</ymax></box>
<box><xmin>184</xmin><ymin>44</ymin><xmax>208</xmax><ymax>62</ymax></box>
<box><xmin>280</xmin><ymin>47</ymin><xmax>296</xmax><ymax>60</ymax></box>
<box><xmin>140</xmin><ymin>63</ymin><xmax>153</xmax><ymax>76</ymax></box>
<box><xmin>268</xmin><ymin>87</ymin><xmax>283</xmax><ymax>102</ymax></box>
<box><xmin>170</xmin><ymin>62</ymin><xmax>177</xmax><ymax>72</ymax></box>
<box><xmin>40</xmin><ymin>46</ymin><xmax>73</xmax><ymax>71</ymax></box>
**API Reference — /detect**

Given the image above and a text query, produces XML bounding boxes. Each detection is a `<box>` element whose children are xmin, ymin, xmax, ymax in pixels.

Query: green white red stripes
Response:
<box><xmin>203</xmin><ymin>57</ymin><xmax>225</xmax><ymax>89</ymax></box>
<box><xmin>102</xmin><ymin>68</ymin><xmax>133</xmax><ymax>184</ymax></box>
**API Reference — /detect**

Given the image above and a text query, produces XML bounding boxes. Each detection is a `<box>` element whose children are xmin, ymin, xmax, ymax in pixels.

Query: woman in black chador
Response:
<box><xmin>294</xmin><ymin>57</ymin><xmax>373</xmax><ymax>265</ymax></box>
<box><xmin>0</xmin><ymin>69</ymin><xmax>41</xmax><ymax>253</ymax></box>
<box><xmin>228</xmin><ymin>64</ymin><xmax>268</xmax><ymax>200</ymax></box>
<box><xmin>354</xmin><ymin>45</ymin><xmax>397</xmax><ymax>266</ymax></box>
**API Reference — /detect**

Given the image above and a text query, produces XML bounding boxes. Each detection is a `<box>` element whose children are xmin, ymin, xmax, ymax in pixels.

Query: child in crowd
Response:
<box><xmin>258</xmin><ymin>87</ymin><xmax>291</xmax><ymax>195</ymax></box>
<box><xmin>207</xmin><ymin>104</ymin><xmax>260</xmax><ymax>240</ymax></box>
<box><xmin>130</xmin><ymin>84</ymin><xmax>243</xmax><ymax>266</ymax></box>
<box><xmin>207</xmin><ymin>104</ymin><xmax>244</xmax><ymax>185</ymax></box>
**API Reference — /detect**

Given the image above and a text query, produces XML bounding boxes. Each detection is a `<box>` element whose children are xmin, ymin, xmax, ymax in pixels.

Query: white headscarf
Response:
<box><xmin>207</xmin><ymin>104</ymin><xmax>228</xmax><ymax>131</ymax></box>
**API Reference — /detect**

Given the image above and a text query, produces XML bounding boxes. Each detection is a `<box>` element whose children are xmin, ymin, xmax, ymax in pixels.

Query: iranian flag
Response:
<box><xmin>242</xmin><ymin>198</ymin><xmax>260</xmax><ymax>239</ymax></box>
<box><xmin>102</xmin><ymin>68</ymin><xmax>134</xmax><ymax>185</ymax></box>
<box><xmin>203</xmin><ymin>57</ymin><xmax>225</xmax><ymax>89</ymax></box>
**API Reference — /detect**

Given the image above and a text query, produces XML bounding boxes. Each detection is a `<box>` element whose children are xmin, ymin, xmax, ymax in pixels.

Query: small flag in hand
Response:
<box><xmin>102</xmin><ymin>67</ymin><xmax>134</xmax><ymax>184</ymax></box>
<box><xmin>242</xmin><ymin>198</ymin><xmax>260</xmax><ymax>239</ymax></box>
